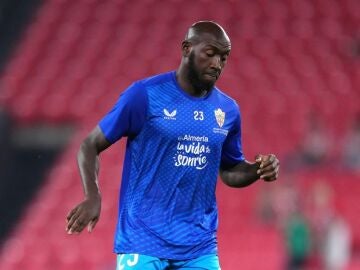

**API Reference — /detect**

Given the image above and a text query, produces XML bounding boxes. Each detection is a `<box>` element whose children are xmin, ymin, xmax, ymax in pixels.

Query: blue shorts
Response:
<box><xmin>116</xmin><ymin>253</ymin><xmax>221</xmax><ymax>270</ymax></box>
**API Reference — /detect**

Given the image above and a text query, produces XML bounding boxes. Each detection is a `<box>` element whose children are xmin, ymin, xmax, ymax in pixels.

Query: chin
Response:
<box><xmin>188</xmin><ymin>70</ymin><xmax>215</xmax><ymax>91</ymax></box>
<box><xmin>202</xmin><ymin>77</ymin><xmax>217</xmax><ymax>87</ymax></box>
<box><xmin>200</xmin><ymin>81</ymin><xmax>215</xmax><ymax>92</ymax></box>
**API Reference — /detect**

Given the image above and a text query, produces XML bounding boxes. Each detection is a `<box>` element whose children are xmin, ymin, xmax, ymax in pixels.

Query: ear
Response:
<box><xmin>181</xmin><ymin>41</ymin><xmax>192</xmax><ymax>57</ymax></box>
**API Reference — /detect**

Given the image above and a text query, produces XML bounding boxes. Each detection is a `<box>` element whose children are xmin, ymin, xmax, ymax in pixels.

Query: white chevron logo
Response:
<box><xmin>163</xmin><ymin>109</ymin><xmax>177</xmax><ymax>120</ymax></box>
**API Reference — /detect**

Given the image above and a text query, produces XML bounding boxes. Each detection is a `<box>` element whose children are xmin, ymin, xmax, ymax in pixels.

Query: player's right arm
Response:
<box><xmin>66</xmin><ymin>126</ymin><xmax>111</xmax><ymax>234</ymax></box>
<box><xmin>66</xmin><ymin>81</ymin><xmax>147</xmax><ymax>234</ymax></box>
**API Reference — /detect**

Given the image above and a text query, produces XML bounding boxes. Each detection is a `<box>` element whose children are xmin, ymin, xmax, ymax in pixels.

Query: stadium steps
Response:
<box><xmin>0</xmin><ymin>0</ymin><xmax>359</xmax><ymax>269</ymax></box>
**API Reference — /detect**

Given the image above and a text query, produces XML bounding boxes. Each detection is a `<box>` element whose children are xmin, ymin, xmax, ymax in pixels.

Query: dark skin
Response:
<box><xmin>66</xmin><ymin>21</ymin><xmax>280</xmax><ymax>234</ymax></box>
<box><xmin>66</xmin><ymin>126</ymin><xmax>109</xmax><ymax>234</ymax></box>
<box><xmin>176</xmin><ymin>23</ymin><xmax>279</xmax><ymax>186</ymax></box>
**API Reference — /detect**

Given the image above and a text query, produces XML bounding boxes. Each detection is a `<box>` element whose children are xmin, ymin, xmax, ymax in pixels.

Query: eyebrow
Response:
<box><xmin>204</xmin><ymin>44</ymin><xmax>231</xmax><ymax>54</ymax></box>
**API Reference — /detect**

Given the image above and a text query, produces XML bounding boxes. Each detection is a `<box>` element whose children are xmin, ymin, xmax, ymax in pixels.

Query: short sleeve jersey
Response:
<box><xmin>99</xmin><ymin>71</ymin><xmax>245</xmax><ymax>260</ymax></box>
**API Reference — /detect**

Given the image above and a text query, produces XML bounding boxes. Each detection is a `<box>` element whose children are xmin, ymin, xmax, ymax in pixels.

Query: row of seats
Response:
<box><xmin>43</xmin><ymin>0</ymin><xmax>359</xmax><ymax>19</ymax></box>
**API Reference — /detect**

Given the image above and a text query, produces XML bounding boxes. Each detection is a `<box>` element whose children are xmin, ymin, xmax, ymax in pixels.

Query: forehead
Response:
<box><xmin>195</xmin><ymin>33</ymin><xmax>231</xmax><ymax>51</ymax></box>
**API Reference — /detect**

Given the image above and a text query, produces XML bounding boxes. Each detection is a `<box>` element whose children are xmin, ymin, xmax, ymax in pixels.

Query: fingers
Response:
<box><xmin>255</xmin><ymin>155</ymin><xmax>262</xmax><ymax>163</ymax></box>
<box><xmin>256</xmin><ymin>154</ymin><xmax>280</xmax><ymax>181</ymax></box>
<box><xmin>66</xmin><ymin>207</ymin><xmax>90</xmax><ymax>234</ymax></box>
<box><xmin>66</xmin><ymin>207</ymin><xmax>80</xmax><ymax>232</ymax></box>
<box><xmin>67</xmin><ymin>214</ymin><xmax>89</xmax><ymax>234</ymax></box>
<box><xmin>71</xmin><ymin>216</ymin><xmax>86</xmax><ymax>234</ymax></box>
<box><xmin>66</xmin><ymin>207</ymin><xmax>77</xmax><ymax>221</ymax></box>
<box><xmin>88</xmin><ymin>218</ymin><xmax>99</xmax><ymax>233</ymax></box>
<box><xmin>66</xmin><ymin>198</ymin><xmax>101</xmax><ymax>235</ymax></box>
<box><xmin>260</xmin><ymin>165</ymin><xmax>279</xmax><ymax>181</ymax></box>
<box><xmin>259</xmin><ymin>154</ymin><xmax>275</xmax><ymax>168</ymax></box>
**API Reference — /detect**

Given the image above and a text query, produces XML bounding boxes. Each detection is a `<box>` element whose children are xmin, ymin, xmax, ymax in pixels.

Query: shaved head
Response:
<box><xmin>177</xmin><ymin>21</ymin><xmax>231</xmax><ymax>96</ymax></box>
<box><xmin>185</xmin><ymin>21</ymin><xmax>230</xmax><ymax>45</ymax></box>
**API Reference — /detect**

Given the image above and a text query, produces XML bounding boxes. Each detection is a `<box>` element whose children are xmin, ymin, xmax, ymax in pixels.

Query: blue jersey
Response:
<box><xmin>99</xmin><ymin>71</ymin><xmax>245</xmax><ymax>260</ymax></box>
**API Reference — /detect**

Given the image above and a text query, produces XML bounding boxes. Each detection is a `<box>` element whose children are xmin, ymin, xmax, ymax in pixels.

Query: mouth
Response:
<box><xmin>204</xmin><ymin>72</ymin><xmax>219</xmax><ymax>80</ymax></box>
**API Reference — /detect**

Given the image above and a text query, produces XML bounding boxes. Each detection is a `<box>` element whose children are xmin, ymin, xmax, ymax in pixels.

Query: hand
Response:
<box><xmin>66</xmin><ymin>195</ymin><xmax>101</xmax><ymax>234</ymax></box>
<box><xmin>255</xmin><ymin>154</ymin><xmax>280</xmax><ymax>181</ymax></box>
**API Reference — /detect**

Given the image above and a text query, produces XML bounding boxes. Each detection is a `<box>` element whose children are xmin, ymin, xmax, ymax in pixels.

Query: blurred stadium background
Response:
<box><xmin>0</xmin><ymin>0</ymin><xmax>359</xmax><ymax>269</ymax></box>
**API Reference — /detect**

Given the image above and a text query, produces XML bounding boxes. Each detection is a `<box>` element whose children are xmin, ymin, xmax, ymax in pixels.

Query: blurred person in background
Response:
<box><xmin>348</xmin><ymin>32</ymin><xmax>360</xmax><ymax>58</ymax></box>
<box><xmin>284</xmin><ymin>201</ymin><xmax>311</xmax><ymax>270</ymax></box>
<box><xmin>341</xmin><ymin>114</ymin><xmax>360</xmax><ymax>172</ymax></box>
<box><xmin>286</xmin><ymin>112</ymin><xmax>333</xmax><ymax>171</ymax></box>
<box><xmin>256</xmin><ymin>177</ymin><xmax>298</xmax><ymax>228</ymax></box>
<box><xmin>255</xmin><ymin>184</ymin><xmax>276</xmax><ymax>225</ymax></box>
<box><xmin>298</xmin><ymin>113</ymin><xmax>332</xmax><ymax>167</ymax></box>
<box><xmin>273</xmin><ymin>180</ymin><xmax>299</xmax><ymax>228</ymax></box>
<box><xmin>65</xmin><ymin>21</ymin><xmax>280</xmax><ymax>270</ymax></box>
<box><xmin>255</xmin><ymin>178</ymin><xmax>312</xmax><ymax>270</ymax></box>
<box><xmin>323</xmin><ymin>214</ymin><xmax>352</xmax><ymax>270</ymax></box>
<box><xmin>305</xmin><ymin>180</ymin><xmax>335</xmax><ymax>269</ymax></box>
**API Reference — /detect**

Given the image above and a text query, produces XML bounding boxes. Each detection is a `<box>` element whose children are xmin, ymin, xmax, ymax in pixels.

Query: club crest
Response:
<box><xmin>214</xmin><ymin>108</ymin><xmax>225</xmax><ymax>128</ymax></box>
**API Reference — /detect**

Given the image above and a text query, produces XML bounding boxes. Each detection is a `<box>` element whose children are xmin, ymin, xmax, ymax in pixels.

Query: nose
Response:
<box><xmin>210</xmin><ymin>55</ymin><xmax>222</xmax><ymax>71</ymax></box>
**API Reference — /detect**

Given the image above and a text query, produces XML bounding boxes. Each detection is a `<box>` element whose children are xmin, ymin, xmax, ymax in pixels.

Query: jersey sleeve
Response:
<box><xmin>98</xmin><ymin>82</ymin><xmax>147</xmax><ymax>144</ymax></box>
<box><xmin>220</xmin><ymin>106</ymin><xmax>245</xmax><ymax>169</ymax></box>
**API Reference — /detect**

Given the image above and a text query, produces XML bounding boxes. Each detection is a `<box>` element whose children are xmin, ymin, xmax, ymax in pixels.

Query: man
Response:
<box><xmin>66</xmin><ymin>21</ymin><xmax>280</xmax><ymax>270</ymax></box>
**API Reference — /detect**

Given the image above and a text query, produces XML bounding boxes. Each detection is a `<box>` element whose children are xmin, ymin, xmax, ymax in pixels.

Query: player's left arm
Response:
<box><xmin>220</xmin><ymin>154</ymin><xmax>279</xmax><ymax>188</ymax></box>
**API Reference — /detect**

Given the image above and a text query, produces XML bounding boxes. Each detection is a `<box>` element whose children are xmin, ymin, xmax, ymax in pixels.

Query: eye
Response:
<box><xmin>205</xmin><ymin>50</ymin><xmax>215</xmax><ymax>57</ymax></box>
<box><xmin>222</xmin><ymin>54</ymin><xmax>229</xmax><ymax>62</ymax></box>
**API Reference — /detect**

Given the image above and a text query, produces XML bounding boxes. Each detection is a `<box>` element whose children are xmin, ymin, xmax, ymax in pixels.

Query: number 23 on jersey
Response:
<box><xmin>194</xmin><ymin>111</ymin><xmax>204</xmax><ymax>121</ymax></box>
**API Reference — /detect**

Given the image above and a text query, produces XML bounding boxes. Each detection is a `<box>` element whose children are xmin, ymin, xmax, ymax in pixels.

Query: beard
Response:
<box><xmin>187</xmin><ymin>51</ymin><xmax>215</xmax><ymax>93</ymax></box>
